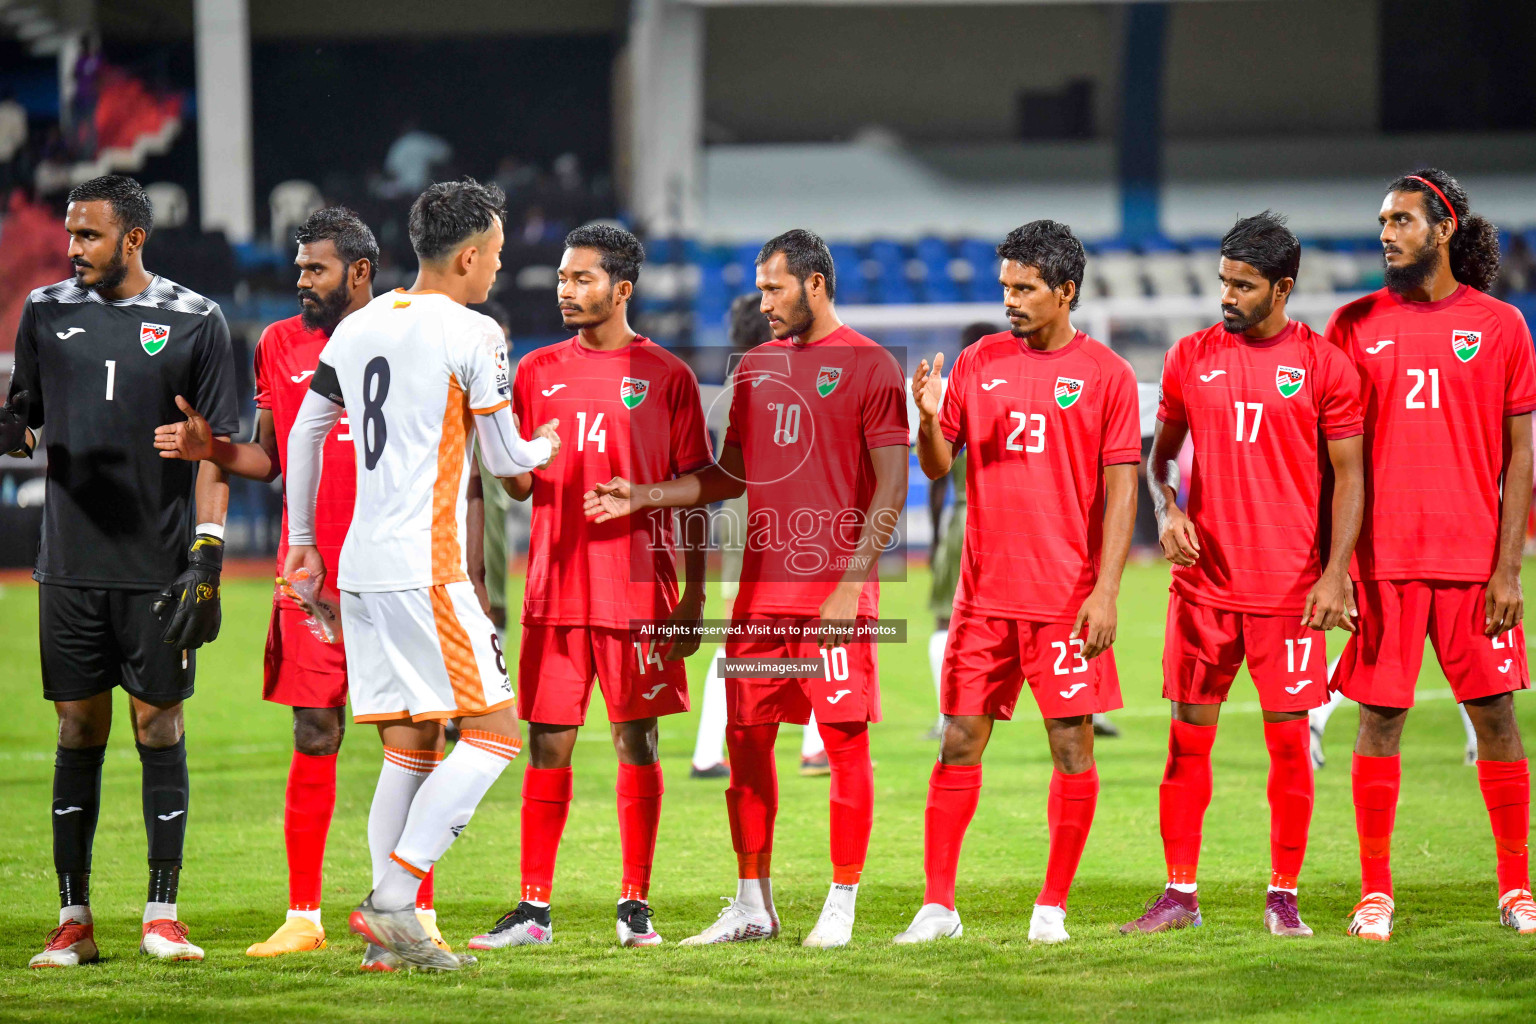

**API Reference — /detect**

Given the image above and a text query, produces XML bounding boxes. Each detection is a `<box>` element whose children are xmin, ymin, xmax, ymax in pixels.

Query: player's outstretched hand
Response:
<box><xmin>533</xmin><ymin>418</ymin><xmax>561</xmax><ymax>468</ymax></box>
<box><xmin>1157</xmin><ymin>506</ymin><xmax>1201</xmax><ymax>566</ymax></box>
<box><xmin>662</xmin><ymin>591</ymin><xmax>705</xmax><ymax>661</ymax></box>
<box><xmin>584</xmin><ymin>476</ymin><xmax>634</xmax><ymax>522</ymax></box>
<box><xmin>0</xmin><ymin>390</ymin><xmax>32</xmax><ymax>455</ymax></box>
<box><xmin>1073</xmin><ymin>584</ymin><xmax>1117</xmax><ymax>660</ymax></box>
<box><xmin>155</xmin><ymin>533</ymin><xmax>224</xmax><ymax>649</ymax></box>
<box><xmin>1485</xmin><ymin>565</ymin><xmax>1524</xmax><ymax>637</ymax></box>
<box><xmin>911</xmin><ymin>352</ymin><xmax>945</xmax><ymax>420</ymax></box>
<box><xmin>154</xmin><ymin>395</ymin><xmax>213</xmax><ymax>461</ymax></box>
<box><xmin>1303</xmin><ymin>571</ymin><xmax>1356</xmax><ymax>632</ymax></box>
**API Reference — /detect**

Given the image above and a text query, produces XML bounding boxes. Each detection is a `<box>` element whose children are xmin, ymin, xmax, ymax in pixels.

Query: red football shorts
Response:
<box><xmin>724</xmin><ymin>616</ymin><xmax>881</xmax><ymax>727</ymax></box>
<box><xmin>263</xmin><ymin>603</ymin><xmax>348</xmax><ymax>708</ymax></box>
<box><xmin>941</xmin><ymin>613</ymin><xmax>1122</xmax><ymax>720</ymax></box>
<box><xmin>518</xmin><ymin>624</ymin><xmax>689</xmax><ymax>725</ymax></box>
<box><xmin>1334</xmin><ymin>579</ymin><xmax>1530</xmax><ymax>708</ymax></box>
<box><xmin>1162</xmin><ymin>591</ymin><xmax>1328</xmax><ymax>713</ymax></box>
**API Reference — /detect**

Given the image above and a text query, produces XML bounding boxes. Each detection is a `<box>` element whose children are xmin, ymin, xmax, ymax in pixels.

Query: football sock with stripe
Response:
<box><xmin>616</xmin><ymin>762</ymin><xmax>664</xmax><ymax>902</ymax></box>
<box><xmin>369</xmin><ymin>746</ymin><xmax>441</xmax><ymax>905</ymax></box>
<box><xmin>1160</xmin><ymin>720</ymin><xmax>1216</xmax><ymax>891</ymax></box>
<box><xmin>139</xmin><ymin>737</ymin><xmax>188</xmax><ymax>913</ymax></box>
<box><xmin>819</xmin><ymin>720</ymin><xmax>873</xmax><ymax>886</ymax></box>
<box><xmin>377</xmin><ymin>730</ymin><xmax>519</xmax><ymax>910</ymax></box>
<box><xmin>1352</xmin><ymin>752</ymin><xmax>1400</xmax><ymax>897</ymax></box>
<box><xmin>922</xmin><ymin>762</ymin><xmax>982</xmax><ymax>910</ymax></box>
<box><xmin>1477</xmin><ymin>758</ymin><xmax>1530</xmax><ymax>896</ymax></box>
<box><xmin>521</xmin><ymin>765</ymin><xmax>573</xmax><ymax>904</ymax></box>
<box><xmin>725</xmin><ymin>723</ymin><xmax>779</xmax><ymax>888</ymax></box>
<box><xmin>52</xmin><ymin>743</ymin><xmax>105</xmax><ymax>915</ymax></box>
<box><xmin>1265</xmin><ymin>719</ymin><xmax>1313</xmax><ymax>891</ymax></box>
<box><xmin>285</xmin><ymin>750</ymin><xmax>337</xmax><ymax>915</ymax></box>
<box><xmin>1039</xmin><ymin>764</ymin><xmax>1099</xmax><ymax>909</ymax></box>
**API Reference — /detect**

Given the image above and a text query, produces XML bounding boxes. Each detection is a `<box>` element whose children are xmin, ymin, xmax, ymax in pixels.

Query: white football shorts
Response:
<box><xmin>342</xmin><ymin>581</ymin><xmax>514</xmax><ymax>722</ymax></box>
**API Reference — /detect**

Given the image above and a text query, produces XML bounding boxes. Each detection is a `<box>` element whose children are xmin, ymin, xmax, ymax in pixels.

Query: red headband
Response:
<box><xmin>1406</xmin><ymin>175</ymin><xmax>1458</xmax><ymax>232</ymax></box>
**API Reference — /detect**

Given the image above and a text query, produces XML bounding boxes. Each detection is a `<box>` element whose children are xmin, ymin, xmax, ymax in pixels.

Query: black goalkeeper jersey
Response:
<box><xmin>8</xmin><ymin>275</ymin><xmax>240</xmax><ymax>589</ymax></box>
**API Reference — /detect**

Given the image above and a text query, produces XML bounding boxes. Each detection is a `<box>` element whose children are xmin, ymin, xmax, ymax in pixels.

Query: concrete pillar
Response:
<box><xmin>626</xmin><ymin>0</ymin><xmax>703</xmax><ymax>236</ymax></box>
<box><xmin>193</xmin><ymin>0</ymin><xmax>254</xmax><ymax>242</ymax></box>
<box><xmin>1116</xmin><ymin>1</ymin><xmax>1168</xmax><ymax>243</ymax></box>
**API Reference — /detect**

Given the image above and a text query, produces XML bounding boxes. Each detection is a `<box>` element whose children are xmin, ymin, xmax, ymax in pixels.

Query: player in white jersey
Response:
<box><xmin>285</xmin><ymin>179</ymin><xmax>559</xmax><ymax>971</ymax></box>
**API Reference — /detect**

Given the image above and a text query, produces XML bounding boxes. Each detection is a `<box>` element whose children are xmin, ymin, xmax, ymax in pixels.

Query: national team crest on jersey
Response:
<box><xmin>140</xmin><ymin>322</ymin><xmax>170</xmax><ymax>356</ymax></box>
<box><xmin>620</xmin><ymin>377</ymin><xmax>649</xmax><ymax>409</ymax></box>
<box><xmin>1275</xmin><ymin>365</ymin><xmax>1305</xmax><ymax>398</ymax></box>
<box><xmin>817</xmin><ymin>366</ymin><xmax>843</xmax><ymax>398</ymax></box>
<box><xmin>1054</xmin><ymin>376</ymin><xmax>1083</xmax><ymax>409</ymax></box>
<box><xmin>1452</xmin><ymin>330</ymin><xmax>1482</xmax><ymax>362</ymax></box>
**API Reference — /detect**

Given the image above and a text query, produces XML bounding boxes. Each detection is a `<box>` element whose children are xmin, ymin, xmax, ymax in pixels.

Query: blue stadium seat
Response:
<box><xmin>828</xmin><ymin>242</ymin><xmax>869</xmax><ymax>304</ymax></box>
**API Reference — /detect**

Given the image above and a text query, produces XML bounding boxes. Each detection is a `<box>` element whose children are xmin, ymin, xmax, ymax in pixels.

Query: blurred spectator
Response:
<box><xmin>72</xmin><ymin>36</ymin><xmax>103</xmax><ymax>158</ymax></box>
<box><xmin>552</xmin><ymin>152</ymin><xmax>583</xmax><ymax>192</ymax></box>
<box><xmin>493</xmin><ymin>154</ymin><xmax>538</xmax><ymax>198</ymax></box>
<box><xmin>0</xmin><ymin>90</ymin><xmax>26</xmax><ymax>193</ymax></box>
<box><xmin>521</xmin><ymin>204</ymin><xmax>558</xmax><ymax>245</ymax></box>
<box><xmin>33</xmin><ymin>126</ymin><xmax>72</xmax><ymax>196</ymax></box>
<box><xmin>380</xmin><ymin>120</ymin><xmax>451</xmax><ymax>195</ymax></box>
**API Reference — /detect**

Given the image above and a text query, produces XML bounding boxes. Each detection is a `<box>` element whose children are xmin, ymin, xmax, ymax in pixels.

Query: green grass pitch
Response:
<box><xmin>2</xmin><ymin>561</ymin><xmax>1534</xmax><ymax>1022</ymax></box>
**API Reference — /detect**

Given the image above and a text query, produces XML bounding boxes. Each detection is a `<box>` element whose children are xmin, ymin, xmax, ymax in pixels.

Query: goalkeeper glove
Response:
<box><xmin>0</xmin><ymin>391</ymin><xmax>32</xmax><ymax>456</ymax></box>
<box><xmin>156</xmin><ymin>533</ymin><xmax>223</xmax><ymax>649</ymax></box>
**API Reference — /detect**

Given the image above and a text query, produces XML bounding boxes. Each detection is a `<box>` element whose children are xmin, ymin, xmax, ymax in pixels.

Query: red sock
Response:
<box><xmin>521</xmin><ymin>766</ymin><xmax>573</xmax><ymax>903</ymax></box>
<box><xmin>1160</xmin><ymin>719</ymin><xmax>1216</xmax><ymax>887</ymax></box>
<box><xmin>819</xmin><ymin>721</ymin><xmax>873</xmax><ymax>885</ymax></box>
<box><xmin>923</xmin><ymin>762</ymin><xmax>982</xmax><ymax>910</ymax></box>
<box><xmin>416</xmin><ymin>868</ymin><xmax>434</xmax><ymax>911</ymax></box>
<box><xmin>1477</xmin><ymin>758</ymin><xmax>1531</xmax><ymax>896</ymax></box>
<box><xmin>1352</xmin><ymin>752</ymin><xmax>1400</xmax><ymax>897</ymax></box>
<box><xmin>725</xmin><ymin>724</ymin><xmax>779</xmax><ymax>878</ymax></box>
<box><xmin>284</xmin><ymin>751</ymin><xmax>337</xmax><ymax>911</ymax></box>
<box><xmin>617</xmin><ymin>762</ymin><xmax>664</xmax><ymax>901</ymax></box>
<box><xmin>1039</xmin><ymin>765</ymin><xmax>1098</xmax><ymax>909</ymax></box>
<box><xmin>1264</xmin><ymin>719</ymin><xmax>1314</xmax><ymax>890</ymax></box>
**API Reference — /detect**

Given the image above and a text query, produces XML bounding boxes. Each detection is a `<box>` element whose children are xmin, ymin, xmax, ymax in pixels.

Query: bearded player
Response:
<box><xmin>1120</xmin><ymin>212</ymin><xmax>1364</xmax><ymax>938</ymax></box>
<box><xmin>585</xmin><ymin>229</ymin><xmax>908</xmax><ymax>947</ymax></box>
<box><xmin>1329</xmin><ymin>169</ymin><xmax>1536</xmax><ymax>940</ymax></box>
<box><xmin>896</xmin><ymin>221</ymin><xmax>1137</xmax><ymax>945</ymax></box>
<box><xmin>153</xmin><ymin>208</ymin><xmax>448</xmax><ymax>962</ymax></box>
<box><xmin>467</xmin><ymin>225</ymin><xmax>711</xmax><ymax>950</ymax></box>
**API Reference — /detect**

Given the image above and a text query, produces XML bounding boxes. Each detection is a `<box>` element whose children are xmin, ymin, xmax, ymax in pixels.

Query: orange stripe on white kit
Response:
<box><xmin>382</xmin><ymin>746</ymin><xmax>444</xmax><ymax>776</ymax></box>
<box><xmin>459</xmin><ymin>730</ymin><xmax>523</xmax><ymax>762</ymax></box>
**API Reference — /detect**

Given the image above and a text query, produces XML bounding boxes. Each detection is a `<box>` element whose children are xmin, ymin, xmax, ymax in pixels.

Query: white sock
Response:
<box><xmin>286</xmin><ymin>907</ymin><xmax>323</xmax><ymax>926</ymax></box>
<box><xmin>1460</xmin><ymin>703</ymin><xmax>1478</xmax><ymax>749</ymax></box>
<box><xmin>369</xmin><ymin>749</ymin><xmax>437</xmax><ymax>888</ymax></box>
<box><xmin>376</xmin><ymin>738</ymin><xmax>515</xmax><ymax>910</ymax></box>
<box><xmin>692</xmin><ymin>648</ymin><xmax>729</xmax><ymax>770</ymax></box>
<box><xmin>144</xmin><ymin>901</ymin><xmax>177</xmax><ymax>924</ymax></box>
<box><xmin>928</xmin><ymin>629</ymin><xmax>948</xmax><ymax>700</ymax></box>
<box><xmin>802</xmin><ymin>712</ymin><xmax>825</xmax><ymax>758</ymax></box>
<box><xmin>61</xmin><ymin>904</ymin><xmax>91</xmax><ymax>926</ymax></box>
<box><xmin>1168</xmin><ymin>883</ymin><xmax>1197</xmax><ymax>894</ymax></box>
<box><xmin>736</xmin><ymin>876</ymin><xmax>773</xmax><ymax>915</ymax></box>
<box><xmin>824</xmin><ymin>881</ymin><xmax>858</xmax><ymax>919</ymax></box>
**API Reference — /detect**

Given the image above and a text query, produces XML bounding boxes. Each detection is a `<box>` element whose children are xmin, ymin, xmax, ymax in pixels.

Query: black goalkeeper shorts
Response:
<box><xmin>39</xmin><ymin>584</ymin><xmax>195</xmax><ymax>704</ymax></box>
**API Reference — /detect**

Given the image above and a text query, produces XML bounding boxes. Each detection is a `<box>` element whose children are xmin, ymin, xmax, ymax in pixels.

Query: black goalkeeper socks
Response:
<box><xmin>138</xmin><ymin>736</ymin><xmax>189</xmax><ymax>895</ymax></box>
<box><xmin>52</xmin><ymin>744</ymin><xmax>106</xmax><ymax>908</ymax></box>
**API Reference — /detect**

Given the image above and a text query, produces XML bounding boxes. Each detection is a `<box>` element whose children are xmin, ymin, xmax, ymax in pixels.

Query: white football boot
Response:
<box><xmin>1028</xmin><ymin>904</ymin><xmax>1070</xmax><ymax>943</ymax></box>
<box><xmin>678</xmin><ymin>898</ymin><xmax>779</xmax><ymax>945</ymax></box>
<box><xmin>1499</xmin><ymin>889</ymin><xmax>1536</xmax><ymax>935</ymax></box>
<box><xmin>29</xmin><ymin>919</ymin><xmax>99</xmax><ymax>968</ymax></box>
<box><xmin>892</xmin><ymin>903</ymin><xmax>964</xmax><ymax>944</ymax></box>
<box><xmin>467</xmin><ymin>902</ymin><xmax>553</xmax><ymax>949</ymax></box>
<box><xmin>140</xmin><ymin>919</ymin><xmax>205</xmax><ymax>961</ymax></box>
<box><xmin>617</xmin><ymin>900</ymin><xmax>664</xmax><ymax>947</ymax></box>
<box><xmin>1347</xmin><ymin>893</ymin><xmax>1395</xmax><ymax>941</ymax></box>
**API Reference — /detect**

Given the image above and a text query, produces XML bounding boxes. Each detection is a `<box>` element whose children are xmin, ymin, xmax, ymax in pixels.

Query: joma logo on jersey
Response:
<box><xmin>1054</xmin><ymin>376</ymin><xmax>1083</xmax><ymax>409</ymax></box>
<box><xmin>1452</xmin><ymin>330</ymin><xmax>1482</xmax><ymax>362</ymax></box>
<box><xmin>140</xmin><ymin>322</ymin><xmax>170</xmax><ymax>356</ymax></box>
<box><xmin>620</xmin><ymin>377</ymin><xmax>649</xmax><ymax>409</ymax></box>
<box><xmin>1275</xmin><ymin>365</ymin><xmax>1305</xmax><ymax>398</ymax></box>
<box><xmin>817</xmin><ymin>366</ymin><xmax>843</xmax><ymax>398</ymax></box>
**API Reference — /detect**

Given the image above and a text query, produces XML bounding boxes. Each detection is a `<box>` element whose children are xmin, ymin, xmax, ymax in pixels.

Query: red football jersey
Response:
<box><xmin>254</xmin><ymin>315</ymin><xmax>356</xmax><ymax>581</ymax></box>
<box><xmin>940</xmin><ymin>330</ymin><xmax>1141</xmax><ymax>623</ymax></box>
<box><xmin>515</xmin><ymin>336</ymin><xmax>712</xmax><ymax>628</ymax></box>
<box><xmin>1157</xmin><ymin>320</ymin><xmax>1363</xmax><ymax>615</ymax></box>
<box><xmin>1326</xmin><ymin>285</ymin><xmax>1536</xmax><ymax>581</ymax></box>
<box><xmin>725</xmin><ymin>326</ymin><xmax>909</xmax><ymax>619</ymax></box>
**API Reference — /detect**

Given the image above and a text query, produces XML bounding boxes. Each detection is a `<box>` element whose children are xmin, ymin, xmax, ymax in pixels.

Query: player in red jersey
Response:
<box><xmin>467</xmin><ymin>225</ymin><xmax>711</xmax><ymax>951</ymax></box>
<box><xmin>585</xmin><ymin>229</ymin><xmax>908</xmax><ymax>947</ymax></box>
<box><xmin>893</xmin><ymin>221</ymin><xmax>1138</xmax><ymax>945</ymax></box>
<box><xmin>153</xmin><ymin>209</ymin><xmax>443</xmax><ymax>964</ymax></box>
<box><xmin>1326</xmin><ymin>169</ymin><xmax>1536</xmax><ymax>940</ymax></box>
<box><xmin>1120</xmin><ymin>213</ymin><xmax>1365</xmax><ymax>938</ymax></box>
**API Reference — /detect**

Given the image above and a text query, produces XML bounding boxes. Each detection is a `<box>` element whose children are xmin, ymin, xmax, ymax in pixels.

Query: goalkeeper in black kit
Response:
<box><xmin>1</xmin><ymin>176</ymin><xmax>238</xmax><ymax>968</ymax></box>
